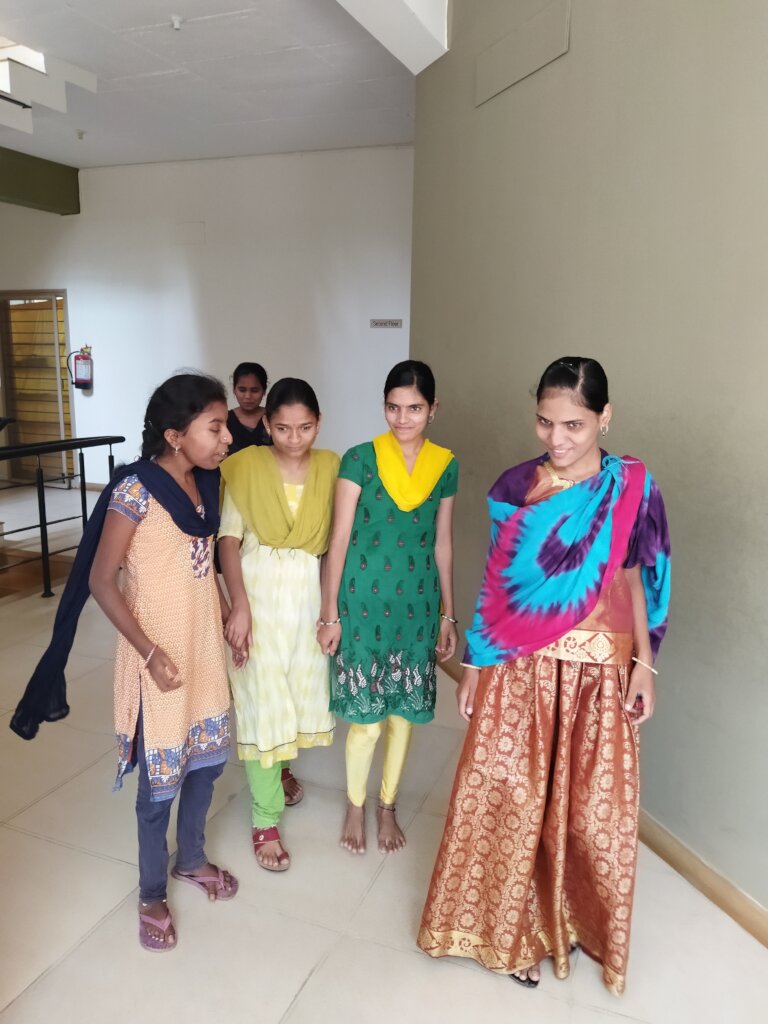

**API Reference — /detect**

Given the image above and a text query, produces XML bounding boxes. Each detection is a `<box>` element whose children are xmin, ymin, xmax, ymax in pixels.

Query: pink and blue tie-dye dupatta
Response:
<box><xmin>464</xmin><ymin>454</ymin><xmax>670</xmax><ymax>667</ymax></box>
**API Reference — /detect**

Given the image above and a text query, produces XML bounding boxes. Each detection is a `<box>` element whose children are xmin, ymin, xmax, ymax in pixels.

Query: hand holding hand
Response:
<box><xmin>317</xmin><ymin>621</ymin><xmax>342</xmax><ymax>656</ymax></box>
<box><xmin>224</xmin><ymin>603</ymin><xmax>252</xmax><ymax>656</ymax></box>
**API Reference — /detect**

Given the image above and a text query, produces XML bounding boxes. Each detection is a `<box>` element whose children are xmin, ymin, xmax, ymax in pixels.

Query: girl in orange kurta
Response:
<box><xmin>89</xmin><ymin>373</ymin><xmax>242</xmax><ymax>953</ymax></box>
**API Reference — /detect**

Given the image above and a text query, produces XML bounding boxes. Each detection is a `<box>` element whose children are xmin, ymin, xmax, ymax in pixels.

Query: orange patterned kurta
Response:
<box><xmin>111</xmin><ymin>478</ymin><xmax>231</xmax><ymax>800</ymax></box>
<box><xmin>417</xmin><ymin>465</ymin><xmax>640</xmax><ymax>995</ymax></box>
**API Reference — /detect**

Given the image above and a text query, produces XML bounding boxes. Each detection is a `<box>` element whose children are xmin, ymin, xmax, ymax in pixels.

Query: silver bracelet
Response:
<box><xmin>144</xmin><ymin>644</ymin><xmax>157</xmax><ymax>667</ymax></box>
<box><xmin>440</xmin><ymin>613</ymin><xmax>458</xmax><ymax>624</ymax></box>
<box><xmin>319</xmin><ymin>617</ymin><xmax>341</xmax><ymax>627</ymax></box>
<box><xmin>631</xmin><ymin>655</ymin><xmax>658</xmax><ymax>676</ymax></box>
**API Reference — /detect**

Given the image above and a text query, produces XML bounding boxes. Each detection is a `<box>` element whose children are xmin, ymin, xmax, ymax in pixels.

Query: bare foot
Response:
<box><xmin>139</xmin><ymin>898</ymin><xmax>176</xmax><ymax>949</ymax></box>
<box><xmin>340</xmin><ymin>801</ymin><xmax>366</xmax><ymax>854</ymax></box>
<box><xmin>376</xmin><ymin>802</ymin><xmax>406</xmax><ymax>854</ymax></box>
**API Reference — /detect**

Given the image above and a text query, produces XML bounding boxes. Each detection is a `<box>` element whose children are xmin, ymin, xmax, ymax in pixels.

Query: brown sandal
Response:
<box><xmin>252</xmin><ymin>825</ymin><xmax>291</xmax><ymax>872</ymax></box>
<box><xmin>281</xmin><ymin>767</ymin><xmax>304</xmax><ymax>806</ymax></box>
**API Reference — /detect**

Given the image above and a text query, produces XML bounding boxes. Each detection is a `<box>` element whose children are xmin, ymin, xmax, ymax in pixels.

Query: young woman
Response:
<box><xmin>219</xmin><ymin>378</ymin><xmax>338</xmax><ymax>871</ymax></box>
<box><xmin>226</xmin><ymin>361</ymin><xmax>271</xmax><ymax>453</ymax></box>
<box><xmin>417</xmin><ymin>357</ymin><xmax>671</xmax><ymax>995</ymax></box>
<box><xmin>318</xmin><ymin>360</ymin><xmax>458</xmax><ymax>855</ymax></box>
<box><xmin>13</xmin><ymin>373</ymin><xmax>241</xmax><ymax>952</ymax></box>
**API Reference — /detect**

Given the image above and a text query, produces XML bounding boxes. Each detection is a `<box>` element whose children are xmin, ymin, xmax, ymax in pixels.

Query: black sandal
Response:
<box><xmin>510</xmin><ymin>970</ymin><xmax>539</xmax><ymax>989</ymax></box>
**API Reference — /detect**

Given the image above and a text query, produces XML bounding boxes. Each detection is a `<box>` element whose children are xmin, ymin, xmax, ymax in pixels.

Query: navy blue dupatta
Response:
<box><xmin>10</xmin><ymin>459</ymin><xmax>221</xmax><ymax>741</ymax></box>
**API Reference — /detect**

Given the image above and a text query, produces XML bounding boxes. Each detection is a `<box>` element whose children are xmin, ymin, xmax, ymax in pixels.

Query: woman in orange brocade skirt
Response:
<box><xmin>417</xmin><ymin>358</ymin><xmax>671</xmax><ymax>995</ymax></box>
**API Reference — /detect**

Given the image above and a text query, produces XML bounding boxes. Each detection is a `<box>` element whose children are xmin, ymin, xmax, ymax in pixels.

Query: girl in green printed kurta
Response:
<box><xmin>219</xmin><ymin>378</ymin><xmax>338</xmax><ymax>872</ymax></box>
<box><xmin>318</xmin><ymin>361</ymin><xmax>458</xmax><ymax>855</ymax></box>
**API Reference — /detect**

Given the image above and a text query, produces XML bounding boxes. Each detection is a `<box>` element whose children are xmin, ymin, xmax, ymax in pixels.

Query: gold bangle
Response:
<box><xmin>319</xmin><ymin>617</ymin><xmax>341</xmax><ymax>627</ymax></box>
<box><xmin>631</xmin><ymin>655</ymin><xmax>658</xmax><ymax>676</ymax></box>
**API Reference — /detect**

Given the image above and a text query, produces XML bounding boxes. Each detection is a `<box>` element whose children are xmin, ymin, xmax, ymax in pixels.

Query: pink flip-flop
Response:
<box><xmin>139</xmin><ymin>903</ymin><xmax>176</xmax><ymax>952</ymax></box>
<box><xmin>170</xmin><ymin>864</ymin><xmax>239</xmax><ymax>900</ymax></box>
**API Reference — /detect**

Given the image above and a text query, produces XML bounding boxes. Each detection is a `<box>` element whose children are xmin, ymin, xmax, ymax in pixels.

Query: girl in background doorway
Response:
<box><xmin>318</xmin><ymin>360</ymin><xmax>458</xmax><ymax>856</ymax></box>
<box><xmin>227</xmin><ymin>361</ymin><xmax>272</xmax><ymax>453</ymax></box>
<box><xmin>417</xmin><ymin>357</ymin><xmax>671</xmax><ymax>996</ymax></box>
<box><xmin>219</xmin><ymin>378</ymin><xmax>338</xmax><ymax>871</ymax></box>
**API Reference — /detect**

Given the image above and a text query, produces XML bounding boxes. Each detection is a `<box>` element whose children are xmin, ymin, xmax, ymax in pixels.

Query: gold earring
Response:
<box><xmin>174</xmin><ymin>445</ymin><xmax>180</xmax><ymax>455</ymax></box>
<box><xmin>600</xmin><ymin>425</ymin><xmax>608</xmax><ymax>437</ymax></box>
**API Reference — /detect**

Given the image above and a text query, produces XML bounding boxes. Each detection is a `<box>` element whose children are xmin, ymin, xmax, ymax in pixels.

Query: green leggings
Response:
<box><xmin>245</xmin><ymin>760</ymin><xmax>290</xmax><ymax>828</ymax></box>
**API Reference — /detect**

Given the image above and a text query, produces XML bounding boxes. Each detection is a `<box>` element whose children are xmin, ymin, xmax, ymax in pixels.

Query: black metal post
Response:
<box><xmin>108</xmin><ymin>446</ymin><xmax>115</xmax><ymax>478</ymax></box>
<box><xmin>35</xmin><ymin>459</ymin><xmax>54</xmax><ymax>598</ymax></box>
<box><xmin>78</xmin><ymin>449</ymin><xmax>88</xmax><ymax>528</ymax></box>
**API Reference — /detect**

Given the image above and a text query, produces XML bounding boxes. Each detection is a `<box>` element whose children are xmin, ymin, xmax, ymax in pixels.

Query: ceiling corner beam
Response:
<box><xmin>0</xmin><ymin>146</ymin><xmax>79</xmax><ymax>215</ymax></box>
<box><xmin>335</xmin><ymin>0</ymin><xmax>448</xmax><ymax>75</ymax></box>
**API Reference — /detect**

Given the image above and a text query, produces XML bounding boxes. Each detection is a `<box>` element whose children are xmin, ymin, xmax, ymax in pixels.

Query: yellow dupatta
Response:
<box><xmin>220</xmin><ymin>446</ymin><xmax>339</xmax><ymax>555</ymax></box>
<box><xmin>372</xmin><ymin>431</ymin><xmax>454</xmax><ymax>512</ymax></box>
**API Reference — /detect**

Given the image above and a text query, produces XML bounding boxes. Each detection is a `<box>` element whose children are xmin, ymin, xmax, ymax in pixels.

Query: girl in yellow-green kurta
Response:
<box><xmin>218</xmin><ymin>378</ymin><xmax>339</xmax><ymax>872</ymax></box>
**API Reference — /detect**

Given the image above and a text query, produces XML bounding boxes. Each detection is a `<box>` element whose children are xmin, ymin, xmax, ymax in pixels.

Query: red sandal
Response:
<box><xmin>252</xmin><ymin>825</ymin><xmax>291</xmax><ymax>872</ymax></box>
<box><xmin>281</xmin><ymin>767</ymin><xmax>304</xmax><ymax>806</ymax></box>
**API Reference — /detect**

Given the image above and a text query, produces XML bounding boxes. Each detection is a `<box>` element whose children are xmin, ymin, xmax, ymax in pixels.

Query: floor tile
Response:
<box><xmin>0</xmin><ymin>720</ymin><xmax>116</xmax><ymax>822</ymax></box>
<box><xmin>0</xmin><ymin>896</ymin><xmax>337</xmax><ymax>1024</ymax></box>
<box><xmin>45</xmin><ymin>660</ymin><xmax>115</xmax><ymax>736</ymax></box>
<box><xmin>0</xmin><ymin>826</ymin><xmax>137</xmax><ymax>1012</ymax></box>
<box><xmin>23</xmin><ymin>599</ymin><xmax>118</xmax><ymax>663</ymax></box>
<box><xmin>8</xmin><ymin>752</ymin><xmax>246</xmax><ymax>866</ymax></box>
<box><xmin>283</xmin><ymin>936</ymin><xmax>572</xmax><ymax>1024</ymax></box>
<box><xmin>0</xmin><ymin>639</ymin><xmax>107</xmax><ymax>712</ymax></box>
<box><xmin>569</xmin><ymin>845</ymin><xmax>768</xmax><ymax>1024</ymax></box>
<box><xmin>200</xmin><ymin>782</ymin><xmax>396</xmax><ymax>932</ymax></box>
<box><xmin>570</xmin><ymin>1008</ymin><xmax>648</xmax><ymax>1023</ymax></box>
<box><xmin>347</xmin><ymin>809</ymin><xmax>445</xmax><ymax>951</ymax></box>
<box><xmin>0</xmin><ymin>588</ymin><xmax>67</xmax><ymax>649</ymax></box>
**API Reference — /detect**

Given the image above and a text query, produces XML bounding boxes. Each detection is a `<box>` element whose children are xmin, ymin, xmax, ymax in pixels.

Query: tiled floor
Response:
<box><xmin>0</xmin><ymin>589</ymin><xmax>766</xmax><ymax>1023</ymax></box>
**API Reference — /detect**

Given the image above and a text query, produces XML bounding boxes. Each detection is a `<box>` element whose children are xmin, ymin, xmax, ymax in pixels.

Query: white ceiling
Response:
<box><xmin>0</xmin><ymin>0</ymin><xmax>415</xmax><ymax>168</ymax></box>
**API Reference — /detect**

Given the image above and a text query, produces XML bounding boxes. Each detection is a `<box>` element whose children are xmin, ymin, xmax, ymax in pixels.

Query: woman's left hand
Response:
<box><xmin>625</xmin><ymin>662</ymin><xmax>656</xmax><ymax>725</ymax></box>
<box><xmin>436</xmin><ymin>618</ymin><xmax>458</xmax><ymax>662</ymax></box>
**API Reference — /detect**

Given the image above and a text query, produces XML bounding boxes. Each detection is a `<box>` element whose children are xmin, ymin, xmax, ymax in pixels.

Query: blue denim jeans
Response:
<box><xmin>135</xmin><ymin>714</ymin><xmax>224</xmax><ymax>902</ymax></box>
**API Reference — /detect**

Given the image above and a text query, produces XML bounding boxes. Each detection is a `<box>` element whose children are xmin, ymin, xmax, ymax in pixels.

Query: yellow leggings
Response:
<box><xmin>346</xmin><ymin>715</ymin><xmax>414</xmax><ymax>807</ymax></box>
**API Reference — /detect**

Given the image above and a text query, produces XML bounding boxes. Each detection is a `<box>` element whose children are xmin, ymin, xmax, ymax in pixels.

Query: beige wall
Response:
<box><xmin>412</xmin><ymin>0</ymin><xmax>768</xmax><ymax>905</ymax></box>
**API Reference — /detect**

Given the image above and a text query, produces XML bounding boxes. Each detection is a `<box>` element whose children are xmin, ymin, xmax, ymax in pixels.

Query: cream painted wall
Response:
<box><xmin>0</xmin><ymin>145</ymin><xmax>413</xmax><ymax>480</ymax></box>
<box><xmin>412</xmin><ymin>0</ymin><xmax>768</xmax><ymax>904</ymax></box>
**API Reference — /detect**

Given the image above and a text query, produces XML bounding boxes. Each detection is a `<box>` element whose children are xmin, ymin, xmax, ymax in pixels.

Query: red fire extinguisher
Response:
<box><xmin>68</xmin><ymin>345</ymin><xmax>93</xmax><ymax>390</ymax></box>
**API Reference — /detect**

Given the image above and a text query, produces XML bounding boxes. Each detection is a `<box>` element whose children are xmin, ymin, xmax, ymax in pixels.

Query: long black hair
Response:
<box><xmin>265</xmin><ymin>377</ymin><xmax>321</xmax><ymax>419</ymax></box>
<box><xmin>232</xmin><ymin>362</ymin><xmax>268</xmax><ymax>390</ymax></box>
<box><xmin>141</xmin><ymin>373</ymin><xmax>227</xmax><ymax>458</ymax></box>
<box><xmin>383</xmin><ymin>360</ymin><xmax>436</xmax><ymax>405</ymax></box>
<box><xmin>536</xmin><ymin>357</ymin><xmax>609</xmax><ymax>413</ymax></box>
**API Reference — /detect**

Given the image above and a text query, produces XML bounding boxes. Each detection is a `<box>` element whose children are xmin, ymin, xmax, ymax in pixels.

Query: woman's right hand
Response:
<box><xmin>317</xmin><ymin>621</ymin><xmax>342</xmax><ymax>656</ymax></box>
<box><xmin>146</xmin><ymin>646</ymin><xmax>183</xmax><ymax>692</ymax></box>
<box><xmin>224</xmin><ymin>602</ymin><xmax>253</xmax><ymax>655</ymax></box>
<box><xmin>456</xmin><ymin>667</ymin><xmax>480</xmax><ymax>722</ymax></box>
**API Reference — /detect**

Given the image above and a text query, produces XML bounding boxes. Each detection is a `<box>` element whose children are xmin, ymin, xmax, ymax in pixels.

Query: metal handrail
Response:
<box><xmin>0</xmin><ymin>435</ymin><xmax>125</xmax><ymax>597</ymax></box>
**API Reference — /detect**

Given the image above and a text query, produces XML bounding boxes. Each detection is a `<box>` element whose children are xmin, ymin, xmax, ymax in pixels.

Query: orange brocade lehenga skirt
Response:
<box><xmin>417</xmin><ymin>636</ymin><xmax>639</xmax><ymax>995</ymax></box>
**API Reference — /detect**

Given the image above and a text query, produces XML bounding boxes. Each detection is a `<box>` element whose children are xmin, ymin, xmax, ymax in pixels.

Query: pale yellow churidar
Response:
<box><xmin>219</xmin><ymin>448</ymin><xmax>338</xmax><ymax>768</ymax></box>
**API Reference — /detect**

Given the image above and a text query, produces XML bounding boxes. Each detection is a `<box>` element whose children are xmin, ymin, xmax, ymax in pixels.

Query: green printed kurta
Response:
<box><xmin>330</xmin><ymin>441</ymin><xmax>458</xmax><ymax>724</ymax></box>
